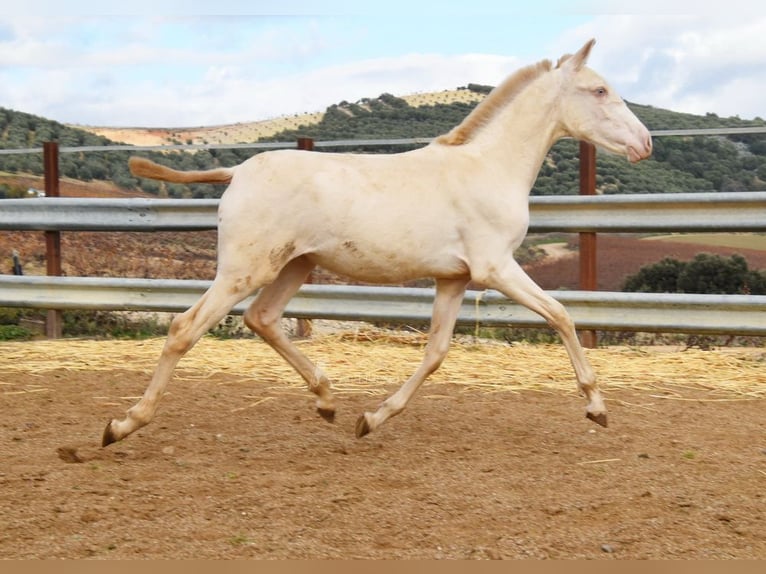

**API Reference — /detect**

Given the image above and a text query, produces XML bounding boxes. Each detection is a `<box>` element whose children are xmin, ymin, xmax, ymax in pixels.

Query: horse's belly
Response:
<box><xmin>308</xmin><ymin>247</ymin><xmax>468</xmax><ymax>284</ymax></box>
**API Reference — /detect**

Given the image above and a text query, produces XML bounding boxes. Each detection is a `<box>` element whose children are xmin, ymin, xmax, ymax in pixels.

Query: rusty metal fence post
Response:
<box><xmin>578</xmin><ymin>141</ymin><xmax>597</xmax><ymax>348</ymax></box>
<box><xmin>43</xmin><ymin>141</ymin><xmax>63</xmax><ymax>338</ymax></box>
<box><xmin>295</xmin><ymin>137</ymin><xmax>315</xmax><ymax>338</ymax></box>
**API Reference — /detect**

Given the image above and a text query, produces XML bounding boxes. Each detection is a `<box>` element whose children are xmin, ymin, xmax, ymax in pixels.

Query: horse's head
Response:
<box><xmin>556</xmin><ymin>39</ymin><xmax>652</xmax><ymax>164</ymax></box>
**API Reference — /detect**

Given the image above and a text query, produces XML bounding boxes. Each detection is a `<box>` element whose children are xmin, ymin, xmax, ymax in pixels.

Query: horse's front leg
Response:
<box><xmin>480</xmin><ymin>258</ymin><xmax>607</xmax><ymax>427</ymax></box>
<box><xmin>356</xmin><ymin>277</ymin><xmax>469</xmax><ymax>437</ymax></box>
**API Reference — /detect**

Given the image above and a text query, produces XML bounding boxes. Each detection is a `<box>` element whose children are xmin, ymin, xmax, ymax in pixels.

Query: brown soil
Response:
<box><xmin>0</xmin><ymin>230</ymin><xmax>218</xmax><ymax>278</ymax></box>
<box><xmin>1</xmin><ymin>337</ymin><xmax>764</xmax><ymax>559</ymax></box>
<box><xmin>1</xmin><ymin>175</ymin><xmax>154</xmax><ymax>199</ymax></box>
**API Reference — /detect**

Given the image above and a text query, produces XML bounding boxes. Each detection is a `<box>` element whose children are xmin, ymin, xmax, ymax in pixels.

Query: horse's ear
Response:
<box><xmin>563</xmin><ymin>38</ymin><xmax>596</xmax><ymax>73</ymax></box>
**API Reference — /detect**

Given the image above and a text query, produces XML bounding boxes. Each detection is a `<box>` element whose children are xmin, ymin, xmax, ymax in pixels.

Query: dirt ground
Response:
<box><xmin>1</xmin><ymin>335</ymin><xmax>764</xmax><ymax>559</ymax></box>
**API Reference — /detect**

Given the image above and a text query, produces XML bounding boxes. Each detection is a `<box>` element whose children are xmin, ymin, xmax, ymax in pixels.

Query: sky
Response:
<box><xmin>1</xmin><ymin>0</ymin><xmax>764</xmax><ymax>128</ymax></box>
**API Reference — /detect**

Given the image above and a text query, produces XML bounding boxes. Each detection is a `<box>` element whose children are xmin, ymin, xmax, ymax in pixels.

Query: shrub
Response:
<box><xmin>623</xmin><ymin>253</ymin><xmax>766</xmax><ymax>295</ymax></box>
<box><xmin>623</xmin><ymin>257</ymin><xmax>685</xmax><ymax>293</ymax></box>
<box><xmin>0</xmin><ymin>324</ymin><xmax>32</xmax><ymax>341</ymax></box>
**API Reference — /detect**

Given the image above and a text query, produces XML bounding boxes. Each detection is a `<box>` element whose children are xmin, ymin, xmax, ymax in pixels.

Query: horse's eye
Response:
<box><xmin>594</xmin><ymin>87</ymin><xmax>608</xmax><ymax>97</ymax></box>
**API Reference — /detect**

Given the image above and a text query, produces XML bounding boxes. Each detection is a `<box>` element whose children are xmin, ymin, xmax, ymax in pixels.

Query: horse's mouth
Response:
<box><xmin>627</xmin><ymin>145</ymin><xmax>650</xmax><ymax>164</ymax></box>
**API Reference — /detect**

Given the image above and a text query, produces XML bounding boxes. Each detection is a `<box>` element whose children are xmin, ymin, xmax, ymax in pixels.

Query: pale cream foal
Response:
<box><xmin>103</xmin><ymin>39</ymin><xmax>652</xmax><ymax>447</ymax></box>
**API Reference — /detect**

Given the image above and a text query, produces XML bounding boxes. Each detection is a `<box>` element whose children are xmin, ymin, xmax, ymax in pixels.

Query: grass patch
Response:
<box><xmin>0</xmin><ymin>324</ymin><xmax>33</xmax><ymax>341</ymax></box>
<box><xmin>644</xmin><ymin>233</ymin><xmax>766</xmax><ymax>251</ymax></box>
<box><xmin>229</xmin><ymin>534</ymin><xmax>253</xmax><ymax>546</ymax></box>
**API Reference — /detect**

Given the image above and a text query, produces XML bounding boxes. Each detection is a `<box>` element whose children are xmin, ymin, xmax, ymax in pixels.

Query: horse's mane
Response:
<box><xmin>435</xmin><ymin>58</ymin><xmax>555</xmax><ymax>146</ymax></box>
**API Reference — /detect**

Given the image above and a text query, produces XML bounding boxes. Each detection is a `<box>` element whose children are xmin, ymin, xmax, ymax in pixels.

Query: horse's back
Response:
<box><xmin>217</xmin><ymin>146</ymin><xmax>472</xmax><ymax>283</ymax></box>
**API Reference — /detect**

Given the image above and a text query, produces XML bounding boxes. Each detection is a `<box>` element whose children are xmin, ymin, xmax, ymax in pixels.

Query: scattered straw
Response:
<box><xmin>1</xmin><ymin>331</ymin><xmax>764</xmax><ymax>402</ymax></box>
<box><xmin>577</xmin><ymin>458</ymin><xmax>622</xmax><ymax>465</ymax></box>
<box><xmin>230</xmin><ymin>396</ymin><xmax>275</xmax><ymax>413</ymax></box>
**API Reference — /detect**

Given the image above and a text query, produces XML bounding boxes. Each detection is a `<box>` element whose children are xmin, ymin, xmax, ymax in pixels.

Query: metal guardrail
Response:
<box><xmin>1</xmin><ymin>275</ymin><xmax>765</xmax><ymax>336</ymax></box>
<box><xmin>3</xmin><ymin>191</ymin><xmax>766</xmax><ymax>233</ymax></box>
<box><xmin>0</xmin><ymin>198</ymin><xmax>220</xmax><ymax>231</ymax></box>
<box><xmin>0</xmin><ymin>126</ymin><xmax>764</xmax><ymax>155</ymax></box>
<box><xmin>1</xmin><ymin>128</ymin><xmax>765</xmax><ymax>337</ymax></box>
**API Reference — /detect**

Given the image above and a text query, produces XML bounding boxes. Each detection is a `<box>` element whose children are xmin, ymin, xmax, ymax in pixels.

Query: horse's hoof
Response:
<box><xmin>102</xmin><ymin>421</ymin><xmax>118</xmax><ymax>447</ymax></box>
<box><xmin>317</xmin><ymin>407</ymin><xmax>336</xmax><ymax>423</ymax></box>
<box><xmin>586</xmin><ymin>412</ymin><xmax>608</xmax><ymax>428</ymax></box>
<box><xmin>355</xmin><ymin>414</ymin><xmax>371</xmax><ymax>438</ymax></box>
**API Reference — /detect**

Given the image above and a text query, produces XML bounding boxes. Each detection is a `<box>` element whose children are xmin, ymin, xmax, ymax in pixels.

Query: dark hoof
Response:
<box><xmin>102</xmin><ymin>421</ymin><xmax>117</xmax><ymax>447</ymax></box>
<box><xmin>355</xmin><ymin>414</ymin><xmax>371</xmax><ymax>438</ymax></box>
<box><xmin>317</xmin><ymin>407</ymin><xmax>336</xmax><ymax>423</ymax></box>
<box><xmin>586</xmin><ymin>412</ymin><xmax>608</xmax><ymax>428</ymax></box>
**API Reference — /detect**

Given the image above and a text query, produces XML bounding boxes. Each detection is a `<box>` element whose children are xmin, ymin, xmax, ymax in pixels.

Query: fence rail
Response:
<box><xmin>0</xmin><ymin>126</ymin><xmax>765</xmax><ymax>155</ymax></box>
<box><xmin>3</xmin><ymin>191</ymin><xmax>766</xmax><ymax>233</ymax></box>
<box><xmin>2</xmin><ymin>275</ymin><xmax>765</xmax><ymax>336</ymax></box>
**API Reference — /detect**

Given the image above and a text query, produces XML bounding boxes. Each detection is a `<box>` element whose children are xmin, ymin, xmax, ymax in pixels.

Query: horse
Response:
<box><xmin>102</xmin><ymin>39</ymin><xmax>652</xmax><ymax>447</ymax></box>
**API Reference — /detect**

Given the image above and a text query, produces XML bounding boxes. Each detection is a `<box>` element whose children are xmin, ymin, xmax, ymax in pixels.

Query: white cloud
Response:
<box><xmin>553</xmin><ymin>15</ymin><xmax>766</xmax><ymax>120</ymax></box>
<box><xmin>0</xmin><ymin>10</ymin><xmax>523</xmax><ymax>128</ymax></box>
<box><xmin>2</xmin><ymin>9</ymin><xmax>766</xmax><ymax>128</ymax></box>
<box><xmin>69</xmin><ymin>52</ymin><xmax>520</xmax><ymax>127</ymax></box>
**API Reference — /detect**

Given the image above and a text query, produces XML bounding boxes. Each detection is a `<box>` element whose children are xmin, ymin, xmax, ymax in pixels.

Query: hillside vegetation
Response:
<box><xmin>2</xmin><ymin>84</ymin><xmax>766</xmax><ymax>199</ymax></box>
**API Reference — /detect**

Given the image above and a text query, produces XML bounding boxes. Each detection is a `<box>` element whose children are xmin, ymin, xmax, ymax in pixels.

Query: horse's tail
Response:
<box><xmin>128</xmin><ymin>157</ymin><xmax>234</xmax><ymax>184</ymax></box>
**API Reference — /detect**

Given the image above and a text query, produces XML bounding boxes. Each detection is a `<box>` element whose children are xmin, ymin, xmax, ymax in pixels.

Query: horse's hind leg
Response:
<box><xmin>102</xmin><ymin>275</ymin><xmax>257</xmax><ymax>446</ymax></box>
<box><xmin>356</xmin><ymin>277</ymin><xmax>469</xmax><ymax>437</ymax></box>
<box><xmin>243</xmin><ymin>256</ymin><xmax>336</xmax><ymax>420</ymax></box>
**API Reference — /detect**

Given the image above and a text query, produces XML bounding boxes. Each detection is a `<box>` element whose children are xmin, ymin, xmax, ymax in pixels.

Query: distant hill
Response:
<box><xmin>69</xmin><ymin>88</ymin><xmax>485</xmax><ymax>147</ymax></box>
<box><xmin>68</xmin><ymin>88</ymin><xmax>486</xmax><ymax>148</ymax></box>
<box><xmin>2</xmin><ymin>84</ymin><xmax>765</xmax><ymax>200</ymax></box>
<box><xmin>75</xmin><ymin>111</ymin><xmax>327</xmax><ymax>148</ymax></box>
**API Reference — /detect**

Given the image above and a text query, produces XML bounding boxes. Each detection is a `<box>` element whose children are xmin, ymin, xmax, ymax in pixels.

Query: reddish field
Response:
<box><xmin>1</xmin><ymin>175</ymin><xmax>153</xmax><ymax>200</ymax></box>
<box><xmin>0</xmin><ymin>230</ymin><xmax>218</xmax><ymax>279</ymax></box>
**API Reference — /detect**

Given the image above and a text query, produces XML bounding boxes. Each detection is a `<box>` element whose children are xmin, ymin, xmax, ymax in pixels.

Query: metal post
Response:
<box><xmin>43</xmin><ymin>141</ymin><xmax>63</xmax><ymax>338</ymax></box>
<box><xmin>295</xmin><ymin>137</ymin><xmax>315</xmax><ymax>338</ymax></box>
<box><xmin>578</xmin><ymin>141</ymin><xmax>597</xmax><ymax>348</ymax></box>
<box><xmin>296</xmin><ymin>137</ymin><xmax>314</xmax><ymax>152</ymax></box>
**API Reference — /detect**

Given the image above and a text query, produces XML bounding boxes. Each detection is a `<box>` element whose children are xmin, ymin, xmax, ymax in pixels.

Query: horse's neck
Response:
<box><xmin>471</xmin><ymin>76</ymin><xmax>564</xmax><ymax>191</ymax></box>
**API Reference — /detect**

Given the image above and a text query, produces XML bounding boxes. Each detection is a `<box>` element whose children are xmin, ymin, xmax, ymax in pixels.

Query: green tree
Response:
<box><xmin>623</xmin><ymin>253</ymin><xmax>766</xmax><ymax>295</ymax></box>
<box><xmin>677</xmin><ymin>253</ymin><xmax>749</xmax><ymax>294</ymax></box>
<box><xmin>622</xmin><ymin>257</ymin><xmax>685</xmax><ymax>293</ymax></box>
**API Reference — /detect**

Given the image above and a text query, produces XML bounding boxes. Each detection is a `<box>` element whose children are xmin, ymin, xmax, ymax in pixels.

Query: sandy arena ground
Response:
<box><xmin>1</xmin><ymin>334</ymin><xmax>764</xmax><ymax>559</ymax></box>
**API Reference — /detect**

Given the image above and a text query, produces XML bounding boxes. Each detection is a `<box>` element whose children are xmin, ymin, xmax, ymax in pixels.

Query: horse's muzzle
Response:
<box><xmin>627</xmin><ymin>133</ymin><xmax>652</xmax><ymax>163</ymax></box>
